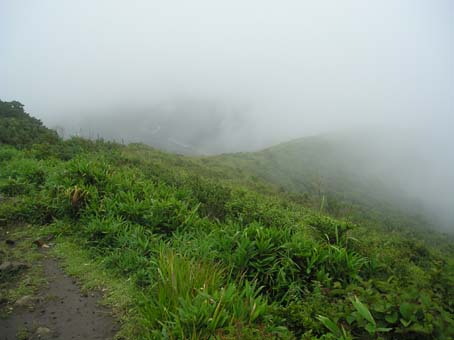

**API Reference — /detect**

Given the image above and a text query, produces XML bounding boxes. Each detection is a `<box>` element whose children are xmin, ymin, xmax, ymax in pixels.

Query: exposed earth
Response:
<box><xmin>0</xmin><ymin>229</ymin><xmax>118</xmax><ymax>340</ymax></box>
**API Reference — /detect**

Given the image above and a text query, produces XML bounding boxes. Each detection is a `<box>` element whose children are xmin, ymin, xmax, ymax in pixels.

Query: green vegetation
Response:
<box><xmin>0</xmin><ymin>100</ymin><xmax>59</xmax><ymax>148</ymax></box>
<box><xmin>202</xmin><ymin>136</ymin><xmax>454</xmax><ymax>243</ymax></box>
<box><xmin>0</xmin><ymin>100</ymin><xmax>453</xmax><ymax>339</ymax></box>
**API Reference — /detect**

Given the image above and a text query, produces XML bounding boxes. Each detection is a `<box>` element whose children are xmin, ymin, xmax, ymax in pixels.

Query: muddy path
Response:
<box><xmin>0</xmin><ymin>230</ymin><xmax>119</xmax><ymax>340</ymax></box>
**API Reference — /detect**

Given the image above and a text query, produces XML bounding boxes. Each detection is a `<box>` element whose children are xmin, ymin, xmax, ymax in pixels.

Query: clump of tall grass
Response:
<box><xmin>139</xmin><ymin>247</ymin><xmax>282</xmax><ymax>339</ymax></box>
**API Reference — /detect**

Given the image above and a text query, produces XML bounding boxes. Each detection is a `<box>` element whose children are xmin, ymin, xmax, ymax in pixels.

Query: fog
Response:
<box><xmin>1</xmin><ymin>1</ymin><xmax>453</xmax><ymax>228</ymax></box>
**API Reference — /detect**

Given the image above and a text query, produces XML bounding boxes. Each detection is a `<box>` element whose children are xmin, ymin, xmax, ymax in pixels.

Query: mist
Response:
<box><xmin>1</xmin><ymin>1</ymin><xmax>453</xmax><ymax>229</ymax></box>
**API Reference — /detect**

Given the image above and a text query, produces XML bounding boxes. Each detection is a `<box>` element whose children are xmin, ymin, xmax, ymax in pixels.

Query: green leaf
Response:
<box><xmin>399</xmin><ymin>303</ymin><xmax>416</xmax><ymax>320</ymax></box>
<box><xmin>365</xmin><ymin>323</ymin><xmax>376</xmax><ymax>335</ymax></box>
<box><xmin>385</xmin><ymin>312</ymin><xmax>398</xmax><ymax>324</ymax></box>
<box><xmin>400</xmin><ymin>318</ymin><xmax>412</xmax><ymax>327</ymax></box>
<box><xmin>376</xmin><ymin>327</ymin><xmax>392</xmax><ymax>333</ymax></box>
<box><xmin>317</xmin><ymin>315</ymin><xmax>341</xmax><ymax>337</ymax></box>
<box><xmin>372</xmin><ymin>302</ymin><xmax>386</xmax><ymax>313</ymax></box>
<box><xmin>351</xmin><ymin>296</ymin><xmax>376</xmax><ymax>326</ymax></box>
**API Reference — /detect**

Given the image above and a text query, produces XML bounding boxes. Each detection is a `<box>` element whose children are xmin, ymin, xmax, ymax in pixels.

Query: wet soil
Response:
<box><xmin>0</xmin><ymin>253</ymin><xmax>118</xmax><ymax>340</ymax></box>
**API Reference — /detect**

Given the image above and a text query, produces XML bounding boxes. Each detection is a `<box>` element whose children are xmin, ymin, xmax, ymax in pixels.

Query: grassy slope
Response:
<box><xmin>206</xmin><ymin>135</ymin><xmax>445</xmax><ymax>238</ymax></box>
<box><xmin>0</xmin><ymin>101</ymin><xmax>453</xmax><ymax>339</ymax></box>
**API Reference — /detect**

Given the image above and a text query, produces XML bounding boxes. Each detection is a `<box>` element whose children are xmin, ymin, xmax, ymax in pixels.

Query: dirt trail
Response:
<box><xmin>0</xmin><ymin>251</ymin><xmax>118</xmax><ymax>340</ymax></box>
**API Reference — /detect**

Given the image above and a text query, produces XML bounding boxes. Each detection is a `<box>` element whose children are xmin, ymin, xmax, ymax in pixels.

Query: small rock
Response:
<box><xmin>33</xmin><ymin>239</ymin><xmax>45</xmax><ymax>247</ymax></box>
<box><xmin>15</xmin><ymin>295</ymin><xmax>34</xmax><ymax>307</ymax></box>
<box><xmin>34</xmin><ymin>326</ymin><xmax>52</xmax><ymax>338</ymax></box>
<box><xmin>0</xmin><ymin>261</ymin><xmax>29</xmax><ymax>273</ymax></box>
<box><xmin>33</xmin><ymin>238</ymin><xmax>51</xmax><ymax>249</ymax></box>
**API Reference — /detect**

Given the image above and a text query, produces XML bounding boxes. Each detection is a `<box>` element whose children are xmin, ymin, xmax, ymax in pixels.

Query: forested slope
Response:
<box><xmin>0</xmin><ymin>100</ymin><xmax>59</xmax><ymax>147</ymax></box>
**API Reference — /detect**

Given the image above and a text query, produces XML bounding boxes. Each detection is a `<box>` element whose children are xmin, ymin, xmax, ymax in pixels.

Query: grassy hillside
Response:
<box><xmin>205</xmin><ymin>135</ymin><xmax>444</xmax><ymax>236</ymax></box>
<box><xmin>1</xmin><ymin>102</ymin><xmax>453</xmax><ymax>339</ymax></box>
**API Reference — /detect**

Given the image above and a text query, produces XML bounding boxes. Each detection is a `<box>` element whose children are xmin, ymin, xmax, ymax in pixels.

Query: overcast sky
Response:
<box><xmin>1</xmin><ymin>1</ymin><xmax>454</xmax><ymax>227</ymax></box>
<box><xmin>1</xmin><ymin>0</ymin><xmax>453</xmax><ymax>142</ymax></box>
